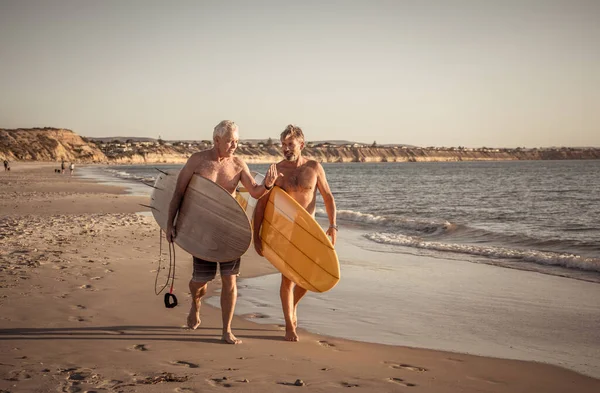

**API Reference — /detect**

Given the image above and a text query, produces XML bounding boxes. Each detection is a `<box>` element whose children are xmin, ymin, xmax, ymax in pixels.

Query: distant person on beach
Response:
<box><xmin>3</xmin><ymin>160</ymin><xmax>8</xmax><ymax>171</ymax></box>
<box><xmin>253</xmin><ymin>124</ymin><xmax>337</xmax><ymax>342</ymax></box>
<box><xmin>166</xmin><ymin>120</ymin><xmax>280</xmax><ymax>344</ymax></box>
<box><xmin>60</xmin><ymin>160</ymin><xmax>65</xmax><ymax>174</ymax></box>
<box><xmin>69</xmin><ymin>162</ymin><xmax>75</xmax><ymax>176</ymax></box>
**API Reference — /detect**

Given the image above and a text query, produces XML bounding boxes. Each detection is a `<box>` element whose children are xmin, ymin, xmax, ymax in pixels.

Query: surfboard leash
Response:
<box><xmin>155</xmin><ymin>229</ymin><xmax>178</xmax><ymax>308</ymax></box>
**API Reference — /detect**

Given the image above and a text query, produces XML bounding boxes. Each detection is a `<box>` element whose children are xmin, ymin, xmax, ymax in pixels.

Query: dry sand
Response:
<box><xmin>0</xmin><ymin>162</ymin><xmax>598</xmax><ymax>393</ymax></box>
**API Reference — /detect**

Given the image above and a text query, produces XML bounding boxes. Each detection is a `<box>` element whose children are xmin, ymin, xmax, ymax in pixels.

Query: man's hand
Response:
<box><xmin>166</xmin><ymin>226</ymin><xmax>177</xmax><ymax>243</ymax></box>
<box><xmin>254</xmin><ymin>239</ymin><xmax>263</xmax><ymax>256</ymax></box>
<box><xmin>263</xmin><ymin>163</ymin><xmax>282</xmax><ymax>189</ymax></box>
<box><xmin>326</xmin><ymin>226</ymin><xmax>337</xmax><ymax>246</ymax></box>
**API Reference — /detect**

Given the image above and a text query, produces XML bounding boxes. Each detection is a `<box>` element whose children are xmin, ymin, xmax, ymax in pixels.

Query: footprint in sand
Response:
<box><xmin>242</xmin><ymin>312</ymin><xmax>269</xmax><ymax>320</ymax></box>
<box><xmin>59</xmin><ymin>368</ymin><xmax>103</xmax><ymax>393</ymax></box>
<box><xmin>131</xmin><ymin>344</ymin><xmax>148</xmax><ymax>351</ymax></box>
<box><xmin>385</xmin><ymin>362</ymin><xmax>427</xmax><ymax>372</ymax></box>
<box><xmin>341</xmin><ymin>381</ymin><xmax>359</xmax><ymax>387</ymax></box>
<box><xmin>171</xmin><ymin>360</ymin><xmax>199</xmax><ymax>368</ymax></box>
<box><xmin>94</xmin><ymin>378</ymin><xmax>125</xmax><ymax>390</ymax></box>
<box><xmin>208</xmin><ymin>377</ymin><xmax>233</xmax><ymax>388</ymax></box>
<box><xmin>67</xmin><ymin>369</ymin><xmax>94</xmax><ymax>381</ymax></box>
<box><xmin>6</xmin><ymin>369</ymin><xmax>32</xmax><ymax>381</ymax></box>
<box><xmin>318</xmin><ymin>340</ymin><xmax>336</xmax><ymax>349</ymax></box>
<box><xmin>389</xmin><ymin>377</ymin><xmax>416</xmax><ymax>387</ymax></box>
<box><xmin>70</xmin><ymin>305</ymin><xmax>86</xmax><ymax>310</ymax></box>
<box><xmin>79</xmin><ymin>284</ymin><xmax>92</xmax><ymax>289</ymax></box>
<box><xmin>278</xmin><ymin>379</ymin><xmax>306</xmax><ymax>387</ymax></box>
<box><xmin>68</xmin><ymin>316</ymin><xmax>86</xmax><ymax>322</ymax></box>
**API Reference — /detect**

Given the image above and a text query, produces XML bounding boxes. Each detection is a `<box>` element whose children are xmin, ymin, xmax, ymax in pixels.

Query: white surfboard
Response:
<box><xmin>151</xmin><ymin>170</ymin><xmax>252</xmax><ymax>262</ymax></box>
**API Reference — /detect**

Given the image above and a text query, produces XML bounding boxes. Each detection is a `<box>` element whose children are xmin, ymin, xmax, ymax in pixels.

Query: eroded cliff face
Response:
<box><xmin>238</xmin><ymin>146</ymin><xmax>600</xmax><ymax>163</ymax></box>
<box><xmin>1</xmin><ymin>128</ymin><xmax>599</xmax><ymax>164</ymax></box>
<box><xmin>0</xmin><ymin>128</ymin><xmax>105</xmax><ymax>162</ymax></box>
<box><xmin>108</xmin><ymin>152</ymin><xmax>190</xmax><ymax>164</ymax></box>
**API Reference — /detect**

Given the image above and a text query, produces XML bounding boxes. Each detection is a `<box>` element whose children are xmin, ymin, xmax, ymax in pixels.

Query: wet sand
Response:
<box><xmin>0</xmin><ymin>162</ymin><xmax>598</xmax><ymax>393</ymax></box>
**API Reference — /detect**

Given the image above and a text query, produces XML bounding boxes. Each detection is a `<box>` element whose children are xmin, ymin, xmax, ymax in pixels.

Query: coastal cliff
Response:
<box><xmin>0</xmin><ymin>128</ymin><xmax>105</xmax><ymax>162</ymax></box>
<box><xmin>1</xmin><ymin>128</ymin><xmax>599</xmax><ymax>164</ymax></box>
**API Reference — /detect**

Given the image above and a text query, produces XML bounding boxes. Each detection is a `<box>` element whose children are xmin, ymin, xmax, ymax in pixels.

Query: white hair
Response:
<box><xmin>213</xmin><ymin>120</ymin><xmax>238</xmax><ymax>139</ymax></box>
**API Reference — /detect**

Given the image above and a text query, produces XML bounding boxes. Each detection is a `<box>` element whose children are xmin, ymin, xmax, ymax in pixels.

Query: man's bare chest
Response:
<box><xmin>194</xmin><ymin>162</ymin><xmax>240</xmax><ymax>193</ymax></box>
<box><xmin>278</xmin><ymin>167</ymin><xmax>317</xmax><ymax>191</ymax></box>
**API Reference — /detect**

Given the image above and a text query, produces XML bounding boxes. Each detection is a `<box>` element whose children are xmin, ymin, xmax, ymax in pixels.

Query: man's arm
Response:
<box><xmin>315</xmin><ymin>163</ymin><xmax>337</xmax><ymax>246</ymax></box>
<box><xmin>252</xmin><ymin>192</ymin><xmax>269</xmax><ymax>256</ymax></box>
<box><xmin>166</xmin><ymin>155</ymin><xmax>198</xmax><ymax>242</ymax></box>
<box><xmin>239</xmin><ymin>162</ymin><xmax>281</xmax><ymax>199</ymax></box>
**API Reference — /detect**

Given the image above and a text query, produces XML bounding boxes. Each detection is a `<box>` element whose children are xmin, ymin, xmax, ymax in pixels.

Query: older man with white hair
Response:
<box><xmin>166</xmin><ymin>120</ymin><xmax>280</xmax><ymax>344</ymax></box>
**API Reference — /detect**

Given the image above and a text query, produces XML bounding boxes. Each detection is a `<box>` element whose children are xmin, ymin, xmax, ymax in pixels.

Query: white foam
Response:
<box><xmin>104</xmin><ymin>168</ymin><xmax>155</xmax><ymax>182</ymax></box>
<box><xmin>365</xmin><ymin>232</ymin><xmax>600</xmax><ymax>273</ymax></box>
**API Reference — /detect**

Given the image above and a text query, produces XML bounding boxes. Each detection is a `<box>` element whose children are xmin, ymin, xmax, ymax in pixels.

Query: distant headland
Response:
<box><xmin>1</xmin><ymin>128</ymin><xmax>599</xmax><ymax>164</ymax></box>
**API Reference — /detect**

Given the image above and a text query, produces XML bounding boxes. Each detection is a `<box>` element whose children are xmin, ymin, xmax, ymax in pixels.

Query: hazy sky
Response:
<box><xmin>1</xmin><ymin>0</ymin><xmax>598</xmax><ymax>147</ymax></box>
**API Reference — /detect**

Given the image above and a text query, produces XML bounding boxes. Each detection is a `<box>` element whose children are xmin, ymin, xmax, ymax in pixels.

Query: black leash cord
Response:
<box><xmin>164</xmin><ymin>241</ymin><xmax>178</xmax><ymax>308</ymax></box>
<box><xmin>155</xmin><ymin>229</ymin><xmax>178</xmax><ymax>308</ymax></box>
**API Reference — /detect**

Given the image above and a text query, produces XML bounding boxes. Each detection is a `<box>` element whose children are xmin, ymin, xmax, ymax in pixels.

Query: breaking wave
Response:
<box><xmin>364</xmin><ymin>232</ymin><xmax>600</xmax><ymax>273</ymax></box>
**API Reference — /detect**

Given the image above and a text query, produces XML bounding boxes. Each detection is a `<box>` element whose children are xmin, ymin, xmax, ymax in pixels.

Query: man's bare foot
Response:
<box><xmin>285</xmin><ymin>327</ymin><xmax>299</xmax><ymax>342</ymax></box>
<box><xmin>222</xmin><ymin>332</ymin><xmax>242</xmax><ymax>344</ymax></box>
<box><xmin>187</xmin><ymin>307</ymin><xmax>201</xmax><ymax>330</ymax></box>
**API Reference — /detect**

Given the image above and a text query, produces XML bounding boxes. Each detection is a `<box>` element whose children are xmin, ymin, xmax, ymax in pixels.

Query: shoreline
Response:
<box><xmin>1</xmin><ymin>162</ymin><xmax>598</xmax><ymax>392</ymax></box>
<box><xmin>6</xmin><ymin>156</ymin><xmax>600</xmax><ymax>166</ymax></box>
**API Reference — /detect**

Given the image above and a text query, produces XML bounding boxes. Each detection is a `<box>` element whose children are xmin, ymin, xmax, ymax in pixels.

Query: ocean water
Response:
<box><xmin>79</xmin><ymin>160</ymin><xmax>600</xmax><ymax>377</ymax></box>
<box><xmin>226</xmin><ymin>230</ymin><xmax>600</xmax><ymax>378</ymax></box>
<box><xmin>83</xmin><ymin>160</ymin><xmax>600</xmax><ymax>281</ymax></box>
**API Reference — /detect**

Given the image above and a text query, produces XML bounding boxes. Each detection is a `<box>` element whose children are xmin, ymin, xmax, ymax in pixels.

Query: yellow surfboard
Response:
<box><xmin>237</xmin><ymin>179</ymin><xmax>340</xmax><ymax>293</ymax></box>
<box><xmin>151</xmin><ymin>170</ymin><xmax>252</xmax><ymax>262</ymax></box>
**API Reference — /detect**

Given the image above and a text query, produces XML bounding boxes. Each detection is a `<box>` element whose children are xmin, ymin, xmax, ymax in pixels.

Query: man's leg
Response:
<box><xmin>220</xmin><ymin>274</ymin><xmax>241</xmax><ymax>344</ymax></box>
<box><xmin>187</xmin><ymin>257</ymin><xmax>217</xmax><ymax>329</ymax></box>
<box><xmin>292</xmin><ymin>284</ymin><xmax>308</xmax><ymax>328</ymax></box>
<box><xmin>281</xmin><ymin>275</ymin><xmax>302</xmax><ymax>341</ymax></box>
<box><xmin>187</xmin><ymin>279</ymin><xmax>207</xmax><ymax>329</ymax></box>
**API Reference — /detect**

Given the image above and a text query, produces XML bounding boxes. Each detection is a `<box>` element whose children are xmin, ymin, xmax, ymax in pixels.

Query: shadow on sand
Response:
<box><xmin>0</xmin><ymin>325</ymin><xmax>282</xmax><ymax>344</ymax></box>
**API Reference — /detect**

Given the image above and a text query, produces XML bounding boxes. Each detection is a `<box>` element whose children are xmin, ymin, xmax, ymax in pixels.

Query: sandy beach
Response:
<box><xmin>1</xmin><ymin>163</ymin><xmax>599</xmax><ymax>393</ymax></box>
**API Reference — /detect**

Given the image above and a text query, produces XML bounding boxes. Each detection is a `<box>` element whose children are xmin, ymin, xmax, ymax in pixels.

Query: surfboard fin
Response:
<box><xmin>154</xmin><ymin>167</ymin><xmax>170</xmax><ymax>175</ymax></box>
<box><xmin>139</xmin><ymin>203</ymin><xmax>157</xmax><ymax>210</ymax></box>
<box><xmin>140</xmin><ymin>181</ymin><xmax>162</xmax><ymax>190</ymax></box>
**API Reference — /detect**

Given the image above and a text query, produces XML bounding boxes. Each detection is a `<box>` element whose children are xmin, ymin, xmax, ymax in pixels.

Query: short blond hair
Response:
<box><xmin>280</xmin><ymin>124</ymin><xmax>304</xmax><ymax>143</ymax></box>
<box><xmin>213</xmin><ymin>120</ymin><xmax>238</xmax><ymax>139</ymax></box>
